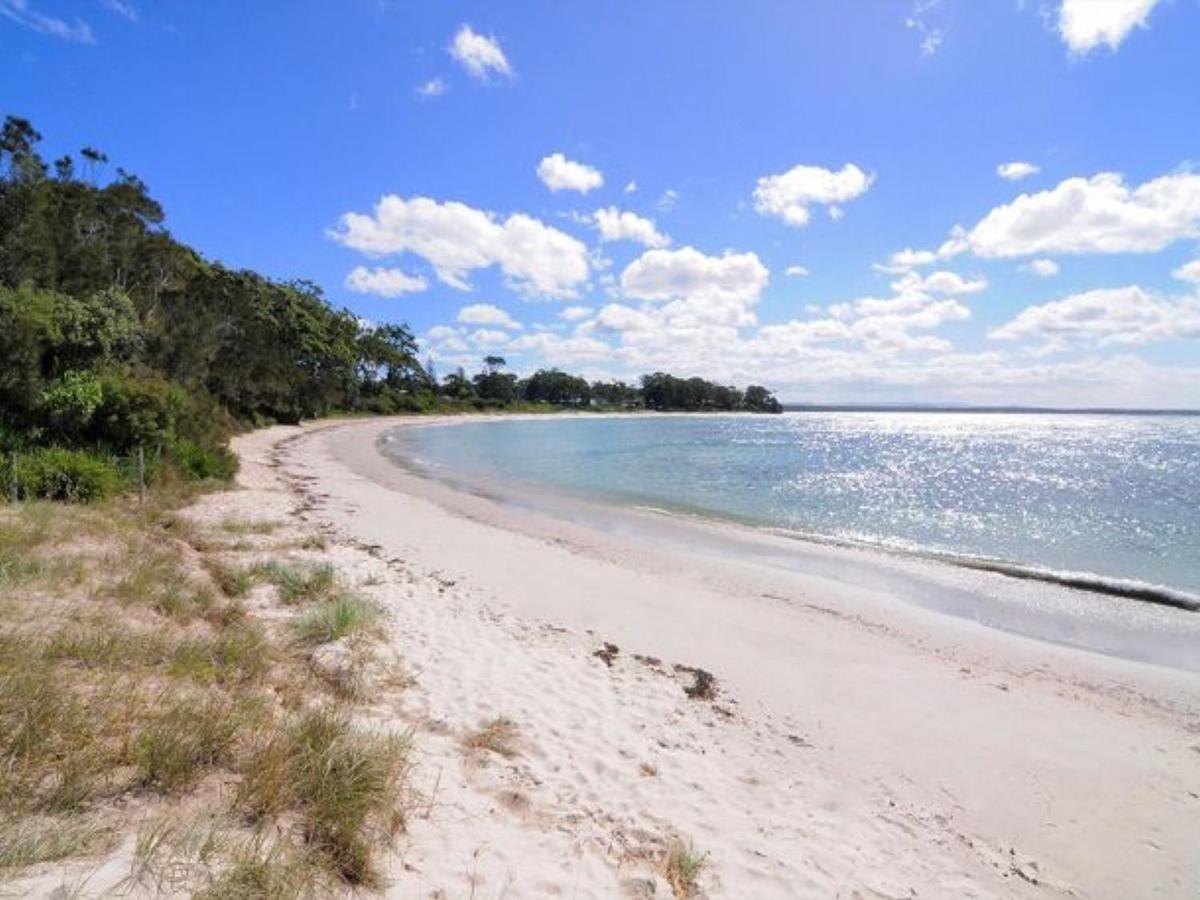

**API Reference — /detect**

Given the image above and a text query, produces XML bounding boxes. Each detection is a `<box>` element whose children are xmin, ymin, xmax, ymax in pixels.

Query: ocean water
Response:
<box><xmin>391</xmin><ymin>412</ymin><xmax>1200</xmax><ymax>605</ymax></box>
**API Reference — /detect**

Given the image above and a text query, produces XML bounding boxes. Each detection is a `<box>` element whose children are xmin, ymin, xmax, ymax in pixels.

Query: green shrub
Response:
<box><xmin>171</xmin><ymin>440</ymin><xmax>238</xmax><ymax>481</ymax></box>
<box><xmin>10</xmin><ymin>448</ymin><xmax>121</xmax><ymax>502</ymax></box>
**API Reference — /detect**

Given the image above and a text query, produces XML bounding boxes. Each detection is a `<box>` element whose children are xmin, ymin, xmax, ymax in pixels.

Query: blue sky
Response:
<box><xmin>4</xmin><ymin>0</ymin><xmax>1200</xmax><ymax>407</ymax></box>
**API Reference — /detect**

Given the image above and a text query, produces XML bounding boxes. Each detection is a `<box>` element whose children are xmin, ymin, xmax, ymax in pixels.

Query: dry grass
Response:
<box><xmin>252</xmin><ymin>560</ymin><xmax>338</xmax><ymax>605</ymax></box>
<box><xmin>220</xmin><ymin>517</ymin><xmax>280</xmax><ymax>535</ymax></box>
<box><xmin>237</xmin><ymin>710</ymin><xmax>413</xmax><ymax>885</ymax></box>
<box><xmin>462</xmin><ymin>716</ymin><xmax>521</xmax><ymax>759</ymax></box>
<box><xmin>0</xmin><ymin>498</ymin><xmax>408</xmax><ymax>892</ymax></box>
<box><xmin>664</xmin><ymin>840</ymin><xmax>709</xmax><ymax>899</ymax></box>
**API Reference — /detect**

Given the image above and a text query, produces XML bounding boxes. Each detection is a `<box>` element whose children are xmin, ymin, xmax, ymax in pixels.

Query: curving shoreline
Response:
<box><xmin>379</xmin><ymin>416</ymin><xmax>1200</xmax><ymax>671</ymax></box>
<box><xmin>251</xmin><ymin>415</ymin><xmax>1200</xmax><ymax>899</ymax></box>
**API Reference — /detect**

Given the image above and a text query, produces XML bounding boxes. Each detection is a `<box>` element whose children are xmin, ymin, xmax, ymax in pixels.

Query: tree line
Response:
<box><xmin>0</xmin><ymin>116</ymin><xmax>780</xmax><ymax>499</ymax></box>
<box><xmin>440</xmin><ymin>356</ymin><xmax>782</xmax><ymax>413</ymax></box>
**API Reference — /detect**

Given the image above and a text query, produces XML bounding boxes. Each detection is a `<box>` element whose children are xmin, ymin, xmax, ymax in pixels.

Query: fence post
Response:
<box><xmin>137</xmin><ymin>445</ymin><xmax>146</xmax><ymax>504</ymax></box>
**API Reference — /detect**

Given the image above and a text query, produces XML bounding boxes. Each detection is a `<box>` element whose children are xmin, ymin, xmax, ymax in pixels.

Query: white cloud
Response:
<box><xmin>344</xmin><ymin>266</ymin><xmax>428</xmax><ymax>298</ymax></box>
<box><xmin>785</xmin><ymin>265</ymin><xmax>810</xmax><ymax>277</ymax></box>
<box><xmin>997</xmin><ymin>161</ymin><xmax>1040</xmax><ymax>181</ymax></box>
<box><xmin>448</xmin><ymin>24</ymin><xmax>512</xmax><ymax>80</ymax></box>
<box><xmin>752</xmin><ymin>163</ymin><xmax>873</xmax><ymax>227</ymax></box>
<box><xmin>906</xmin><ymin>0</ymin><xmax>946</xmax><ymax>56</ymax></box>
<box><xmin>1022</xmin><ymin>258</ymin><xmax>1060</xmax><ymax>277</ymax></box>
<box><xmin>1173</xmin><ymin>260</ymin><xmax>1200</xmax><ymax>284</ymax></box>
<box><xmin>589</xmin><ymin>303</ymin><xmax>659</xmax><ymax>336</ymax></box>
<box><xmin>468</xmin><ymin>328</ymin><xmax>511</xmax><ymax>347</ymax></box>
<box><xmin>1058</xmin><ymin>0</ymin><xmax>1160</xmax><ymax>55</ymax></box>
<box><xmin>457</xmin><ymin>303</ymin><xmax>522</xmax><ymax>330</ymax></box>
<box><xmin>624</xmin><ymin>180</ymin><xmax>638</xmax><ymax>194</ymax></box>
<box><xmin>0</xmin><ymin>0</ymin><xmax>95</xmax><ymax>41</ymax></box>
<box><xmin>100</xmin><ymin>0</ymin><xmax>137</xmax><ymax>22</ymax></box>
<box><xmin>592</xmin><ymin>207</ymin><xmax>670</xmax><ymax>248</ymax></box>
<box><xmin>903</xmin><ymin>270</ymin><xmax>987</xmax><ymax>295</ymax></box>
<box><xmin>874</xmin><ymin>247</ymin><xmax>938</xmax><ymax>274</ymax></box>
<box><xmin>559</xmin><ymin>306</ymin><xmax>593</xmax><ymax>322</ymax></box>
<box><xmin>622</xmin><ymin>246</ymin><xmax>768</xmax><ymax>313</ymax></box>
<box><xmin>536</xmin><ymin>153</ymin><xmax>604</xmax><ymax>194</ymax></box>
<box><xmin>415</xmin><ymin>77</ymin><xmax>448</xmax><ymax>99</ymax></box>
<box><xmin>950</xmin><ymin>171</ymin><xmax>1200</xmax><ymax>258</ymax></box>
<box><xmin>990</xmin><ymin>285</ymin><xmax>1200</xmax><ymax>347</ymax></box>
<box><xmin>330</xmin><ymin>195</ymin><xmax>590</xmax><ymax>299</ymax></box>
<box><xmin>657</xmin><ymin>189</ymin><xmax>678</xmax><ymax>212</ymax></box>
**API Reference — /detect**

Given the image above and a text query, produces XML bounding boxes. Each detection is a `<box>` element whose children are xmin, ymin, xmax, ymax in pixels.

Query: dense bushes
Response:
<box><xmin>7</xmin><ymin>448</ymin><xmax>121</xmax><ymax>502</ymax></box>
<box><xmin>170</xmin><ymin>440</ymin><xmax>238</xmax><ymax>481</ymax></box>
<box><xmin>0</xmin><ymin>116</ymin><xmax>427</xmax><ymax>497</ymax></box>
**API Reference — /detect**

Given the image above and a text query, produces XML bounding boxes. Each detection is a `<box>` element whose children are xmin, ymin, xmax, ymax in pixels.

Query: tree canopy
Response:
<box><xmin>0</xmin><ymin>115</ymin><xmax>783</xmax><ymax>488</ymax></box>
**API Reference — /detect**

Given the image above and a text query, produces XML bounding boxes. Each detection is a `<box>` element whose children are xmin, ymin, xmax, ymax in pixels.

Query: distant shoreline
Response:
<box><xmin>782</xmin><ymin>403</ymin><xmax>1200</xmax><ymax>416</ymax></box>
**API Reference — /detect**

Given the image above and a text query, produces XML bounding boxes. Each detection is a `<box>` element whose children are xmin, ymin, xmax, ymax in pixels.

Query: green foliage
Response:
<box><xmin>522</xmin><ymin>368</ymin><xmax>592</xmax><ymax>406</ymax></box>
<box><xmin>37</xmin><ymin>370</ymin><xmax>104</xmax><ymax>440</ymax></box>
<box><xmin>0</xmin><ymin>116</ymin><xmax>436</xmax><ymax>487</ymax></box>
<box><xmin>640</xmin><ymin>372</ymin><xmax>781</xmax><ymax>413</ymax></box>
<box><xmin>171</xmin><ymin>440</ymin><xmax>238</xmax><ymax>481</ymax></box>
<box><xmin>9</xmin><ymin>448</ymin><xmax>120</xmax><ymax>502</ymax></box>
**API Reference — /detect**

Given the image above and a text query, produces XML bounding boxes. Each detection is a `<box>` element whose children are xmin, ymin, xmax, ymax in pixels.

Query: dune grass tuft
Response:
<box><xmin>664</xmin><ymin>840</ymin><xmax>709</xmax><ymax>899</ymax></box>
<box><xmin>251</xmin><ymin>561</ymin><xmax>337</xmax><ymax>605</ymax></box>
<box><xmin>294</xmin><ymin>594</ymin><xmax>380</xmax><ymax>646</ymax></box>
<box><xmin>462</xmin><ymin>716</ymin><xmax>520</xmax><ymax>759</ymax></box>
<box><xmin>135</xmin><ymin>697</ymin><xmax>249</xmax><ymax>793</ymax></box>
<box><xmin>237</xmin><ymin>710</ymin><xmax>412</xmax><ymax>885</ymax></box>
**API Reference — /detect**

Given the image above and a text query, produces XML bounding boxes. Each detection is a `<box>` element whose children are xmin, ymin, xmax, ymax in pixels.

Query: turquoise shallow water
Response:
<box><xmin>391</xmin><ymin>412</ymin><xmax>1200</xmax><ymax>603</ymax></box>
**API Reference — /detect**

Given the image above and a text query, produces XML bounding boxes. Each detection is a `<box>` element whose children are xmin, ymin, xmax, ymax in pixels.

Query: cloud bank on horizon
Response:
<box><xmin>5</xmin><ymin>0</ymin><xmax>1196</xmax><ymax>407</ymax></box>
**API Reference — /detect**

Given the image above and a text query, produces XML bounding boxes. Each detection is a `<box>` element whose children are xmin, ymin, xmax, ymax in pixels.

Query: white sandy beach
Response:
<box><xmin>237</xmin><ymin>415</ymin><xmax>1199</xmax><ymax>899</ymax></box>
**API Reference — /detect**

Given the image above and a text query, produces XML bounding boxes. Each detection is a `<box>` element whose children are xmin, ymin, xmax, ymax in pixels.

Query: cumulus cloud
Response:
<box><xmin>1022</xmin><ymin>258</ymin><xmax>1060</xmax><ymax>277</ymax></box>
<box><xmin>468</xmin><ymin>328</ymin><xmax>510</xmax><ymax>347</ymax></box>
<box><xmin>344</xmin><ymin>266</ymin><xmax>428</xmax><ymax>298</ymax></box>
<box><xmin>1173</xmin><ymin>260</ymin><xmax>1200</xmax><ymax>284</ymax></box>
<box><xmin>622</xmin><ymin>247</ymin><xmax>768</xmax><ymax>312</ymax></box>
<box><xmin>456</xmin><ymin>303</ymin><xmax>522</xmax><ymax>330</ymax></box>
<box><xmin>752</xmin><ymin>163</ymin><xmax>873</xmax><ymax>227</ymax></box>
<box><xmin>989</xmin><ymin>286</ymin><xmax>1200</xmax><ymax>347</ymax></box>
<box><xmin>449</xmin><ymin>24</ymin><xmax>512</xmax><ymax>80</ymax></box>
<box><xmin>537</xmin><ymin>153</ymin><xmax>604</xmax><ymax>194</ymax></box>
<box><xmin>948</xmin><ymin>171</ymin><xmax>1200</xmax><ymax>259</ymax></box>
<box><xmin>997</xmin><ymin>161</ymin><xmax>1040</xmax><ymax>181</ymax></box>
<box><xmin>0</xmin><ymin>0</ymin><xmax>95</xmax><ymax>41</ymax></box>
<box><xmin>874</xmin><ymin>247</ymin><xmax>938</xmax><ymax>274</ymax></box>
<box><xmin>1058</xmin><ymin>0</ymin><xmax>1160</xmax><ymax>55</ymax></box>
<box><xmin>559</xmin><ymin>306</ymin><xmax>594</xmax><ymax>322</ymax></box>
<box><xmin>898</xmin><ymin>270</ymin><xmax>987</xmax><ymax>295</ymax></box>
<box><xmin>785</xmin><ymin>265</ymin><xmax>810</xmax><ymax>277</ymax></box>
<box><xmin>624</xmin><ymin>180</ymin><xmax>638</xmax><ymax>194</ymax></box>
<box><xmin>592</xmin><ymin>207</ymin><xmax>670</xmax><ymax>248</ymax></box>
<box><xmin>657</xmin><ymin>189</ymin><xmax>679</xmax><ymax>213</ymax></box>
<box><xmin>330</xmin><ymin>195</ymin><xmax>590</xmax><ymax>299</ymax></box>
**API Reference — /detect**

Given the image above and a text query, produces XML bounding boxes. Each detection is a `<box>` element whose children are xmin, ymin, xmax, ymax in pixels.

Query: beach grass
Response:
<box><xmin>664</xmin><ymin>840</ymin><xmax>708</xmax><ymax>898</ymax></box>
<box><xmin>0</xmin><ymin>498</ymin><xmax>406</xmax><ymax>891</ymax></box>
<box><xmin>294</xmin><ymin>594</ymin><xmax>380</xmax><ymax>645</ymax></box>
